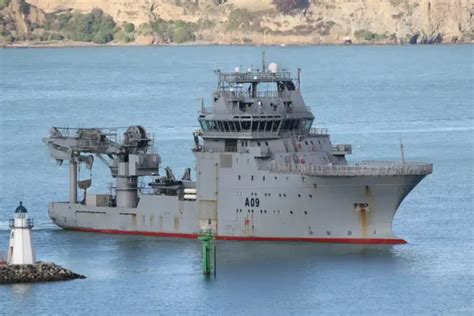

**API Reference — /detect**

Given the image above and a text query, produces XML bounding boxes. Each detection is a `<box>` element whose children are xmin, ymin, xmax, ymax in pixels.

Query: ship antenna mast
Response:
<box><xmin>400</xmin><ymin>139</ymin><xmax>406</xmax><ymax>165</ymax></box>
<box><xmin>262</xmin><ymin>50</ymin><xmax>266</xmax><ymax>71</ymax></box>
<box><xmin>297</xmin><ymin>67</ymin><xmax>301</xmax><ymax>91</ymax></box>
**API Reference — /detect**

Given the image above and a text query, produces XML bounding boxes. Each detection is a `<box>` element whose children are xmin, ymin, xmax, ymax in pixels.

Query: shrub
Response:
<box><xmin>137</xmin><ymin>22</ymin><xmax>153</xmax><ymax>35</ymax></box>
<box><xmin>0</xmin><ymin>0</ymin><xmax>10</xmax><ymax>10</ymax></box>
<box><xmin>354</xmin><ymin>29</ymin><xmax>388</xmax><ymax>41</ymax></box>
<box><xmin>69</xmin><ymin>9</ymin><xmax>115</xmax><ymax>43</ymax></box>
<box><xmin>226</xmin><ymin>9</ymin><xmax>255</xmax><ymax>31</ymax></box>
<box><xmin>114</xmin><ymin>29</ymin><xmax>134</xmax><ymax>43</ymax></box>
<box><xmin>93</xmin><ymin>29</ymin><xmax>113</xmax><ymax>43</ymax></box>
<box><xmin>48</xmin><ymin>33</ymin><xmax>64</xmax><ymax>41</ymax></box>
<box><xmin>149</xmin><ymin>18</ymin><xmax>196</xmax><ymax>43</ymax></box>
<box><xmin>273</xmin><ymin>0</ymin><xmax>309</xmax><ymax>14</ymax></box>
<box><xmin>3</xmin><ymin>34</ymin><xmax>14</xmax><ymax>44</ymax></box>
<box><xmin>123</xmin><ymin>22</ymin><xmax>134</xmax><ymax>33</ymax></box>
<box><xmin>19</xmin><ymin>0</ymin><xmax>30</xmax><ymax>15</ymax></box>
<box><xmin>172</xmin><ymin>25</ymin><xmax>194</xmax><ymax>43</ymax></box>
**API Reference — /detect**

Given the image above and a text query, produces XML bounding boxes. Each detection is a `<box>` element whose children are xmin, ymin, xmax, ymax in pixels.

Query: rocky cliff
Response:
<box><xmin>1</xmin><ymin>0</ymin><xmax>472</xmax><ymax>46</ymax></box>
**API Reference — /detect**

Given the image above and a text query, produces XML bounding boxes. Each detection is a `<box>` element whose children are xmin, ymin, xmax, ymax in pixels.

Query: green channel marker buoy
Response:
<box><xmin>198</xmin><ymin>228</ymin><xmax>216</xmax><ymax>277</ymax></box>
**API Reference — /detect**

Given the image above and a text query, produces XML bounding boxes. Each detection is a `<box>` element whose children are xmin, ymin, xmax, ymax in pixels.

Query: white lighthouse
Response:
<box><xmin>7</xmin><ymin>202</ymin><xmax>36</xmax><ymax>265</ymax></box>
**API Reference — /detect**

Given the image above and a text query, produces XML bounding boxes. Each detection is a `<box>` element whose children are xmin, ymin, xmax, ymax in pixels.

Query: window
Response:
<box><xmin>288</xmin><ymin>119</ymin><xmax>295</xmax><ymax>130</ymax></box>
<box><xmin>304</xmin><ymin>118</ymin><xmax>313</xmax><ymax>131</ymax></box>
<box><xmin>223</xmin><ymin>121</ymin><xmax>230</xmax><ymax>132</ymax></box>
<box><xmin>252</xmin><ymin>121</ymin><xmax>259</xmax><ymax>131</ymax></box>
<box><xmin>235</xmin><ymin>121</ymin><xmax>242</xmax><ymax>131</ymax></box>
<box><xmin>199</xmin><ymin>120</ymin><xmax>208</xmax><ymax>131</ymax></box>
<box><xmin>264</xmin><ymin>121</ymin><xmax>272</xmax><ymax>132</ymax></box>
<box><xmin>208</xmin><ymin>120</ymin><xmax>217</xmax><ymax>131</ymax></box>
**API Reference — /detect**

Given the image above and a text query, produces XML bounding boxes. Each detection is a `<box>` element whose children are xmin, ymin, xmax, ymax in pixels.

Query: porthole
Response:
<box><xmin>274</xmin><ymin>176</ymin><xmax>278</xmax><ymax>180</ymax></box>
<box><xmin>326</xmin><ymin>231</ymin><xmax>331</xmax><ymax>236</ymax></box>
<box><xmin>279</xmin><ymin>193</ymin><xmax>282</xmax><ymax>197</ymax></box>
<box><xmin>238</xmin><ymin>175</ymin><xmax>241</xmax><ymax>180</ymax></box>
<box><xmin>251</xmin><ymin>175</ymin><xmax>254</xmax><ymax>181</ymax></box>
<box><xmin>283</xmin><ymin>194</ymin><xmax>286</xmax><ymax>197</ymax></box>
<box><xmin>290</xmin><ymin>211</ymin><xmax>293</xmax><ymax>214</ymax></box>
<box><xmin>257</xmin><ymin>142</ymin><xmax>261</xmax><ymax>146</ymax></box>
<box><xmin>305</xmin><ymin>141</ymin><xmax>308</xmax><ymax>145</ymax></box>
<box><xmin>309</xmin><ymin>194</ymin><xmax>312</xmax><ymax>198</ymax></box>
<box><xmin>263</xmin><ymin>176</ymin><xmax>265</xmax><ymax>181</ymax></box>
<box><xmin>264</xmin><ymin>210</ymin><xmax>267</xmax><ymax>213</ymax></box>
<box><xmin>298</xmin><ymin>194</ymin><xmax>301</xmax><ymax>198</ymax></box>
<box><xmin>304</xmin><ymin>211</ymin><xmax>308</xmax><ymax>215</ymax></box>
<box><xmin>265</xmin><ymin>142</ymin><xmax>269</xmax><ymax>146</ymax></box>
<box><xmin>348</xmin><ymin>231</ymin><xmax>352</xmax><ymax>236</ymax></box>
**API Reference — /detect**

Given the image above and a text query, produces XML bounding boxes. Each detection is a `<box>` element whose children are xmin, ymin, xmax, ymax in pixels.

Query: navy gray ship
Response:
<box><xmin>43</xmin><ymin>62</ymin><xmax>432</xmax><ymax>244</ymax></box>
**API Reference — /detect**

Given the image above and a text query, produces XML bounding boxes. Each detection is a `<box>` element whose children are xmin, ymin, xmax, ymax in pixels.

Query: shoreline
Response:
<box><xmin>2</xmin><ymin>41</ymin><xmax>472</xmax><ymax>49</ymax></box>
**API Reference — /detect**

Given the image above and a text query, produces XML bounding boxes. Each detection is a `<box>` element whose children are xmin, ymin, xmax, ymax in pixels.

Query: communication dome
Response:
<box><xmin>268</xmin><ymin>63</ymin><xmax>278</xmax><ymax>73</ymax></box>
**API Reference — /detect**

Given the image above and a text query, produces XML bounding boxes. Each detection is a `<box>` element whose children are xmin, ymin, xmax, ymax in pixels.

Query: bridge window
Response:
<box><xmin>217</xmin><ymin>121</ymin><xmax>224</xmax><ymax>132</ymax></box>
<box><xmin>265</xmin><ymin>121</ymin><xmax>272</xmax><ymax>132</ymax></box>
<box><xmin>234</xmin><ymin>121</ymin><xmax>242</xmax><ymax>132</ymax></box>
<box><xmin>303</xmin><ymin>118</ymin><xmax>313</xmax><ymax>130</ymax></box>
<box><xmin>208</xmin><ymin>120</ymin><xmax>217</xmax><ymax>131</ymax></box>
<box><xmin>223</xmin><ymin>121</ymin><xmax>231</xmax><ymax>132</ymax></box>
<box><xmin>252</xmin><ymin>121</ymin><xmax>259</xmax><ymax>131</ymax></box>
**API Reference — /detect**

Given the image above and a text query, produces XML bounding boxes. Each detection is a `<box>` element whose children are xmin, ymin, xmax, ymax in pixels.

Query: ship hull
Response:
<box><xmin>48</xmin><ymin>173</ymin><xmax>425</xmax><ymax>245</ymax></box>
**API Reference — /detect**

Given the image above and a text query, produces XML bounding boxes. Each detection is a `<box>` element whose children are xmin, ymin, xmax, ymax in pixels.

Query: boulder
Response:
<box><xmin>0</xmin><ymin>262</ymin><xmax>86</xmax><ymax>284</ymax></box>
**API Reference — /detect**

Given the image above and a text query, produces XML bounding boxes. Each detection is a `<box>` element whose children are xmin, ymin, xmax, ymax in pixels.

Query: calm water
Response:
<box><xmin>0</xmin><ymin>45</ymin><xmax>472</xmax><ymax>315</ymax></box>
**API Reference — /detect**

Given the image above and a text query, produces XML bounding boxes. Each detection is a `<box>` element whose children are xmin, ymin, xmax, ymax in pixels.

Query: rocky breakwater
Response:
<box><xmin>0</xmin><ymin>262</ymin><xmax>86</xmax><ymax>284</ymax></box>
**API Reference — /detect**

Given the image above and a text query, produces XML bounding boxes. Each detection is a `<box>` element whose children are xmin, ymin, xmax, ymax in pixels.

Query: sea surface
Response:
<box><xmin>0</xmin><ymin>45</ymin><xmax>472</xmax><ymax>315</ymax></box>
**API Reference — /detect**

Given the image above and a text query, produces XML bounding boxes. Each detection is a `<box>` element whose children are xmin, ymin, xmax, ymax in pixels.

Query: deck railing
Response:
<box><xmin>264</xmin><ymin>161</ymin><xmax>433</xmax><ymax>176</ymax></box>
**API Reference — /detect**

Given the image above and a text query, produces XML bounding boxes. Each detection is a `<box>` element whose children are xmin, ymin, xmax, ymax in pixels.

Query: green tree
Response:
<box><xmin>93</xmin><ymin>29</ymin><xmax>113</xmax><ymax>43</ymax></box>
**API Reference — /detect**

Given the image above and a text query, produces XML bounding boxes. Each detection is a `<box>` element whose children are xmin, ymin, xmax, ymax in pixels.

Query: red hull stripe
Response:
<box><xmin>69</xmin><ymin>227</ymin><xmax>407</xmax><ymax>245</ymax></box>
